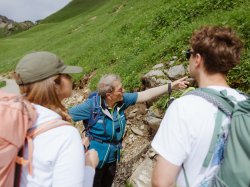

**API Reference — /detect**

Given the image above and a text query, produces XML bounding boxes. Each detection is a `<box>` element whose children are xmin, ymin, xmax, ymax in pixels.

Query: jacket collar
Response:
<box><xmin>99</xmin><ymin>96</ymin><xmax>125</xmax><ymax>119</ymax></box>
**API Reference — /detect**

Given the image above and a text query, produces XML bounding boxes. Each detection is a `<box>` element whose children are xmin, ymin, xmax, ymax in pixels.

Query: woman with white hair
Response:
<box><xmin>69</xmin><ymin>73</ymin><xmax>188</xmax><ymax>187</ymax></box>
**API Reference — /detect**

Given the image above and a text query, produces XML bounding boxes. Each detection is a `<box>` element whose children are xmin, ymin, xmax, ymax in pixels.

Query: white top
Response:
<box><xmin>20</xmin><ymin>104</ymin><xmax>95</xmax><ymax>187</ymax></box>
<box><xmin>152</xmin><ymin>86</ymin><xmax>246</xmax><ymax>187</ymax></box>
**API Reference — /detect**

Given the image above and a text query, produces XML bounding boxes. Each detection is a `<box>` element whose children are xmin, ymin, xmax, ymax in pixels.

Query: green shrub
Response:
<box><xmin>0</xmin><ymin>80</ymin><xmax>6</xmax><ymax>88</ymax></box>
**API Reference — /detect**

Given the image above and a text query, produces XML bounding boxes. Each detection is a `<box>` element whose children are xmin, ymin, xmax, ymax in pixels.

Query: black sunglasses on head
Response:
<box><xmin>186</xmin><ymin>49</ymin><xmax>194</xmax><ymax>60</ymax></box>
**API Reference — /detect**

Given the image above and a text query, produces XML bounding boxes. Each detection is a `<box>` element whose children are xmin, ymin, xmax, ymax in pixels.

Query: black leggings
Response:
<box><xmin>93</xmin><ymin>162</ymin><xmax>117</xmax><ymax>187</ymax></box>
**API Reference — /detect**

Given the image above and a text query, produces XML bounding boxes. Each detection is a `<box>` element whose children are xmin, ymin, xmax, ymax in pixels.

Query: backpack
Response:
<box><xmin>82</xmin><ymin>92</ymin><xmax>124</xmax><ymax>165</ymax></box>
<box><xmin>82</xmin><ymin>91</ymin><xmax>126</xmax><ymax>138</ymax></box>
<box><xmin>82</xmin><ymin>91</ymin><xmax>102</xmax><ymax>135</ymax></box>
<box><xmin>0</xmin><ymin>90</ymin><xmax>70</xmax><ymax>187</ymax></box>
<box><xmin>185</xmin><ymin>88</ymin><xmax>250</xmax><ymax>187</ymax></box>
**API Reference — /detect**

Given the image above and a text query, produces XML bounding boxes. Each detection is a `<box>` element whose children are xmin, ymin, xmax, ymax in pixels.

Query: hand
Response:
<box><xmin>82</xmin><ymin>133</ymin><xmax>89</xmax><ymax>151</ymax></box>
<box><xmin>171</xmin><ymin>76</ymin><xmax>189</xmax><ymax>90</ymax></box>
<box><xmin>85</xmin><ymin>149</ymin><xmax>99</xmax><ymax>169</ymax></box>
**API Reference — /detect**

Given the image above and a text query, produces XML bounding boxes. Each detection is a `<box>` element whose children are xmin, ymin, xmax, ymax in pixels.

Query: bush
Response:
<box><xmin>0</xmin><ymin>80</ymin><xmax>6</xmax><ymax>88</ymax></box>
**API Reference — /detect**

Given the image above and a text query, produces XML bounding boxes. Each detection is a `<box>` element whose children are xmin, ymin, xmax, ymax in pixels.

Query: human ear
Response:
<box><xmin>106</xmin><ymin>93</ymin><xmax>112</xmax><ymax>100</ymax></box>
<box><xmin>194</xmin><ymin>53</ymin><xmax>203</xmax><ymax>68</ymax></box>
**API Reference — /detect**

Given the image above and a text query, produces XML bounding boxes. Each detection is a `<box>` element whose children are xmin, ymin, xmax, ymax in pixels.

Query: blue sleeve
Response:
<box><xmin>123</xmin><ymin>92</ymin><xmax>138</xmax><ymax>109</ymax></box>
<box><xmin>69</xmin><ymin>99</ymin><xmax>92</xmax><ymax>122</ymax></box>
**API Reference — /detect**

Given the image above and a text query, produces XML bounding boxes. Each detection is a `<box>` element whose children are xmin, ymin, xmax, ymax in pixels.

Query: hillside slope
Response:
<box><xmin>0</xmin><ymin>0</ymin><xmax>249</xmax><ymax>92</ymax></box>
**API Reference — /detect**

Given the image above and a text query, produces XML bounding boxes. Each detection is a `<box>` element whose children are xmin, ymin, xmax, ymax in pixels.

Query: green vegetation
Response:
<box><xmin>0</xmin><ymin>0</ymin><xmax>249</xmax><ymax>93</ymax></box>
<box><xmin>125</xmin><ymin>181</ymin><xmax>133</xmax><ymax>187</ymax></box>
<box><xmin>0</xmin><ymin>28</ymin><xmax>4</xmax><ymax>38</ymax></box>
<box><xmin>0</xmin><ymin>80</ymin><xmax>6</xmax><ymax>88</ymax></box>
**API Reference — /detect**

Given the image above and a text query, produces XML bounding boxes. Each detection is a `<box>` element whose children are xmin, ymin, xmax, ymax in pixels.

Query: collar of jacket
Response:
<box><xmin>99</xmin><ymin>96</ymin><xmax>125</xmax><ymax>120</ymax></box>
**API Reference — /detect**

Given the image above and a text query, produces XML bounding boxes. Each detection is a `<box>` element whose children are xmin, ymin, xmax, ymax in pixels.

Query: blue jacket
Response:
<box><xmin>69</xmin><ymin>93</ymin><xmax>138</xmax><ymax>168</ymax></box>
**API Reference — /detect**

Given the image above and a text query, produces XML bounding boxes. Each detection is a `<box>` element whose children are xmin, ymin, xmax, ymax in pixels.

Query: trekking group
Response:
<box><xmin>0</xmin><ymin>25</ymin><xmax>249</xmax><ymax>187</ymax></box>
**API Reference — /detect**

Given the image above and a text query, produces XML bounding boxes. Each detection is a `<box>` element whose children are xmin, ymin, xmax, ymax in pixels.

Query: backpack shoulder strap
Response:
<box><xmin>187</xmin><ymin>88</ymin><xmax>235</xmax><ymax>167</ymax></box>
<box><xmin>27</xmin><ymin>119</ymin><xmax>71</xmax><ymax>138</ymax></box>
<box><xmin>187</xmin><ymin>88</ymin><xmax>234</xmax><ymax>116</ymax></box>
<box><xmin>87</xmin><ymin>93</ymin><xmax>101</xmax><ymax>127</ymax></box>
<box><xmin>16</xmin><ymin>119</ymin><xmax>70</xmax><ymax>176</ymax></box>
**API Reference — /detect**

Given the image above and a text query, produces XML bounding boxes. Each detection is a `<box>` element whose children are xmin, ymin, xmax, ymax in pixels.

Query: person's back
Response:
<box><xmin>13</xmin><ymin>51</ymin><xmax>97</xmax><ymax>187</ymax></box>
<box><xmin>151</xmin><ymin>26</ymin><xmax>245</xmax><ymax>187</ymax></box>
<box><xmin>153</xmin><ymin>86</ymin><xmax>246</xmax><ymax>186</ymax></box>
<box><xmin>20</xmin><ymin>104</ymin><xmax>85</xmax><ymax>187</ymax></box>
<box><xmin>0</xmin><ymin>90</ymin><xmax>37</xmax><ymax>187</ymax></box>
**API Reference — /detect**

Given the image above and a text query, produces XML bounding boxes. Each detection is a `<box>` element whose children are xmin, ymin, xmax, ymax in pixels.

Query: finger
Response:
<box><xmin>183</xmin><ymin>81</ymin><xmax>190</xmax><ymax>85</ymax></box>
<box><xmin>177</xmin><ymin>76</ymin><xmax>188</xmax><ymax>81</ymax></box>
<box><xmin>82</xmin><ymin>132</ymin><xmax>86</xmax><ymax>139</ymax></box>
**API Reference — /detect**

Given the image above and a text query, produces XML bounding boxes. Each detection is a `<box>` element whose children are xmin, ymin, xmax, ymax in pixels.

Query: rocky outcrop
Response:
<box><xmin>129</xmin><ymin>158</ymin><xmax>153</xmax><ymax>187</ymax></box>
<box><xmin>143</xmin><ymin>106</ymin><xmax>163</xmax><ymax>133</ymax></box>
<box><xmin>166</xmin><ymin>64</ymin><xmax>186</xmax><ymax>79</ymax></box>
<box><xmin>115</xmin><ymin>56</ymin><xmax>195</xmax><ymax>186</ymax></box>
<box><xmin>0</xmin><ymin>15</ymin><xmax>14</xmax><ymax>28</ymax></box>
<box><xmin>0</xmin><ymin>15</ymin><xmax>34</xmax><ymax>36</ymax></box>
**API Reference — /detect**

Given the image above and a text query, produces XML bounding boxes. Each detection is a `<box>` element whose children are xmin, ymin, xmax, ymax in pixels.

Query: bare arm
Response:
<box><xmin>136</xmin><ymin>76</ymin><xmax>189</xmax><ymax>103</ymax></box>
<box><xmin>152</xmin><ymin>155</ymin><xmax>181</xmax><ymax>187</ymax></box>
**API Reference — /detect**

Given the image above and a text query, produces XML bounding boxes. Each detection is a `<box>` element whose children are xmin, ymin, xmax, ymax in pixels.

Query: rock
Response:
<box><xmin>168</xmin><ymin>60</ymin><xmax>175</xmax><ymax>66</ymax></box>
<box><xmin>140</xmin><ymin>125</ymin><xmax>144</xmax><ymax>130</ymax></box>
<box><xmin>19</xmin><ymin>21</ymin><xmax>34</xmax><ymax>30</ymax></box>
<box><xmin>141</xmin><ymin>70</ymin><xmax>168</xmax><ymax>89</ymax></box>
<box><xmin>155</xmin><ymin>78</ymin><xmax>170</xmax><ymax>85</ymax></box>
<box><xmin>167</xmin><ymin>64</ymin><xmax>186</xmax><ymax>79</ymax></box>
<box><xmin>172</xmin><ymin>56</ymin><xmax>178</xmax><ymax>60</ymax></box>
<box><xmin>131</xmin><ymin>108</ymin><xmax>139</xmax><ymax>113</ymax></box>
<box><xmin>131</xmin><ymin>127</ymin><xmax>144</xmax><ymax>136</ymax></box>
<box><xmin>136</xmin><ymin>116</ymin><xmax>141</xmax><ymax>120</ymax></box>
<box><xmin>143</xmin><ymin>116</ymin><xmax>162</xmax><ymax>132</ymax></box>
<box><xmin>114</xmin><ymin>142</ymin><xmax>151</xmax><ymax>186</ymax></box>
<box><xmin>148</xmin><ymin>148</ymin><xmax>157</xmax><ymax>159</ymax></box>
<box><xmin>152</xmin><ymin>63</ymin><xmax>164</xmax><ymax>69</ymax></box>
<box><xmin>129</xmin><ymin>158</ymin><xmax>153</xmax><ymax>187</ymax></box>
<box><xmin>0</xmin><ymin>15</ymin><xmax>14</xmax><ymax>26</ymax></box>
<box><xmin>0</xmin><ymin>22</ymin><xmax>7</xmax><ymax>28</ymax></box>
<box><xmin>148</xmin><ymin>106</ymin><xmax>162</xmax><ymax>118</ymax></box>
<box><xmin>0</xmin><ymin>15</ymin><xmax>34</xmax><ymax>35</ymax></box>
<box><xmin>144</xmin><ymin>70</ymin><xmax>165</xmax><ymax>77</ymax></box>
<box><xmin>143</xmin><ymin>107</ymin><xmax>162</xmax><ymax>132</ymax></box>
<box><xmin>77</xmin><ymin>96</ymin><xmax>84</xmax><ymax>102</ymax></box>
<box><xmin>127</xmin><ymin>120</ymin><xmax>132</xmax><ymax>125</ymax></box>
<box><xmin>7</xmin><ymin>23</ymin><xmax>14</xmax><ymax>30</ymax></box>
<box><xmin>128</xmin><ymin>112</ymin><xmax>137</xmax><ymax>119</ymax></box>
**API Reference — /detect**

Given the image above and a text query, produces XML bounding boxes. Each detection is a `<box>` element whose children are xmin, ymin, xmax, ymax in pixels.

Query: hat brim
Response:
<box><xmin>61</xmin><ymin>65</ymin><xmax>83</xmax><ymax>74</ymax></box>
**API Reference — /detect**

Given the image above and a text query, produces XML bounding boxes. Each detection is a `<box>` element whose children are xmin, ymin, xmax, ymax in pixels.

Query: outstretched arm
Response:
<box><xmin>136</xmin><ymin>76</ymin><xmax>189</xmax><ymax>103</ymax></box>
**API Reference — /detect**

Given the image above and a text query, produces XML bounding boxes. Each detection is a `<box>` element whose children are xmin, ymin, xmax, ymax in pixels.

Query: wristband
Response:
<box><xmin>168</xmin><ymin>82</ymin><xmax>172</xmax><ymax>97</ymax></box>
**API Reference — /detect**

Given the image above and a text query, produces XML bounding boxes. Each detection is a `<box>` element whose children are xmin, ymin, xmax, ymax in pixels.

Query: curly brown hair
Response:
<box><xmin>190</xmin><ymin>26</ymin><xmax>244</xmax><ymax>74</ymax></box>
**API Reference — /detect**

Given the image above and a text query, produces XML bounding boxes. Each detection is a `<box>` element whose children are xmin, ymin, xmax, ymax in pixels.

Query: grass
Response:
<box><xmin>0</xmin><ymin>0</ymin><xmax>249</xmax><ymax>93</ymax></box>
<box><xmin>0</xmin><ymin>80</ymin><xmax>6</xmax><ymax>88</ymax></box>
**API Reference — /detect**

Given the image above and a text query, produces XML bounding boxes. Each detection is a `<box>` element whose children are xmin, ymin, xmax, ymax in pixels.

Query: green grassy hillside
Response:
<box><xmin>0</xmin><ymin>0</ymin><xmax>249</xmax><ymax>92</ymax></box>
<box><xmin>41</xmin><ymin>0</ymin><xmax>108</xmax><ymax>23</ymax></box>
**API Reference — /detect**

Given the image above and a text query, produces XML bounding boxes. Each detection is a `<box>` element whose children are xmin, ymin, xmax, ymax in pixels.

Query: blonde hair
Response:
<box><xmin>16</xmin><ymin>74</ymin><xmax>71</xmax><ymax>121</ymax></box>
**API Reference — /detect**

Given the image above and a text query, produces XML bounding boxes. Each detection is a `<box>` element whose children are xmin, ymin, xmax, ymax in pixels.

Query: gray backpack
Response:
<box><xmin>184</xmin><ymin>88</ymin><xmax>250</xmax><ymax>187</ymax></box>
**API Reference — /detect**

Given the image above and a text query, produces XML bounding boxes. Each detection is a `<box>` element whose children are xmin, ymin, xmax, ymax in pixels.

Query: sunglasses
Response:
<box><xmin>186</xmin><ymin>49</ymin><xmax>194</xmax><ymax>60</ymax></box>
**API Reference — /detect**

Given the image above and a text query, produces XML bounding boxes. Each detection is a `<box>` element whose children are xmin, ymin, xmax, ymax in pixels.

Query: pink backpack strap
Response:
<box><xmin>16</xmin><ymin>119</ymin><xmax>71</xmax><ymax>176</ymax></box>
